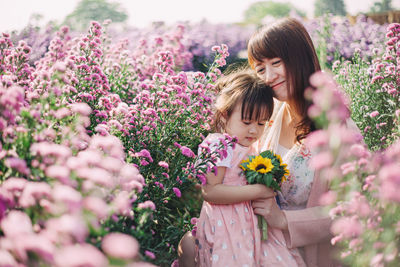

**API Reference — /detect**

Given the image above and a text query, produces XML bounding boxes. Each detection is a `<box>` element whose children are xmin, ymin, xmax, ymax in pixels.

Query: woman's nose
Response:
<box><xmin>264</xmin><ymin>67</ymin><xmax>277</xmax><ymax>84</ymax></box>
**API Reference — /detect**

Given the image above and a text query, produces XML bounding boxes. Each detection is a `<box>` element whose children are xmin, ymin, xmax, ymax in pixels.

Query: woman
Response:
<box><xmin>179</xmin><ymin>18</ymin><xmax>338</xmax><ymax>267</ymax></box>
<box><xmin>247</xmin><ymin>18</ymin><xmax>338</xmax><ymax>267</ymax></box>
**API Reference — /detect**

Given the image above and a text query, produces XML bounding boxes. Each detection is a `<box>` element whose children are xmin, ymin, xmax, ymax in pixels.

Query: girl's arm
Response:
<box><xmin>201</xmin><ymin>166</ymin><xmax>275</xmax><ymax>205</ymax></box>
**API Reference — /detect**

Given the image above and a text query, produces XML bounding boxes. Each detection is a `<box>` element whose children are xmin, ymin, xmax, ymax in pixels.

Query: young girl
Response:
<box><xmin>193</xmin><ymin>69</ymin><xmax>305</xmax><ymax>267</ymax></box>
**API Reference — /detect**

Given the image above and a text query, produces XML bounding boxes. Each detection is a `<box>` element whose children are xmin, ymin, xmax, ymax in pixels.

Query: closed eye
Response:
<box><xmin>256</xmin><ymin>68</ymin><xmax>265</xmax><ymax>74</ymax></box>
<box><xmin>272</xmin><ymin>60</ymin><xmax>281</xmax><ymax>65</ymax></box>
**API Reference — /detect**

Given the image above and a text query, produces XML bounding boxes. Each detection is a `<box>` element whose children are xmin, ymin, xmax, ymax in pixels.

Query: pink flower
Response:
<box><xmin>172</xmin><ymin>187</ymin><xmax>182</xmax><ymax>198</ymax></box>
<box><xmin>76</xmin><ymin>167</ymin><xmax>114</xmax><ymax>188</ymax></box>
<box><xmin>138</xmin><ymin>200</ymin><xmax>156</xmax><ymax>210</ymax></box>
<box><xmin>2</xmin><ymin>177</ymin><xmax>27</xmax><ymax>193</ymax></box>
<box><xmin>158</xmin><ymin>161</ymin><xmax>169</xmax><ymax>169</ymax></box>
<box><xmin>305</xmin><ymin>130</ymin><xmax>329</xmax><ymax>149</ymax></box>
<box><xmin>0</xmin><ymin>250</ymin><xmax>17</xmax><ymax>266</ymax></box>
<box><xmin>5</xmin><ymin>157</ymin><xmax>30</xmax><ymax>175</ymax></box>
<box><xmin>52</xmin><ymin>184</ymin><xmax>82</xmax><ymax>211</ymax></box>
<box><xmin>101</xmin><ymin>233</ymin><xmax>139</xmax><ymax>260</ymax></box>
<box><xmin>19</xmin><ymin>182</ymin><xmax>52</xmax><ymax>208</ymax></box>
<box><xmin>140</xmin><ymin>159</ymin><xmax>149</xmax><ymax>166</ymax></box>
<box><xmin>180</xmin><ymin>146</ymin><xmax>195</xmax><ymax>158</ymax></box>
<box><xmin>55</xmin><ymin>107</ymin><xmax>71</xmax><ymax>119</ymax></box>
<box><xmin>45</xmin><ymin>165</ymin><xmax>72</xmax><ymax>185</ymax></box>
<box><xmin>95</xmin><ymin>124</ymin><xmax>110</xmax><ymax>136</ymax></box>
<box><xmin>369</xmin><ymin>111</ymin><xmax>379</xmax><ymax>118</ymax></box>
<box><xmin>46</xmin><ymin>214</ymin><xmax>88</xmax><ymax>243</ymax></box>
<box><xmin>309</xmin><ymin>71</ymin><xmax>332</xmax><ymax>88</ymax></box>
<box><xmin>1</xmin><ymin>210</ymin><xmax>33</xmax><ymax>237</ymax></box>
<box><xmin>190</xmin><ymin>217</ymin><xmax>198</xmax><ymax>225</ymax></box>
<box><xmin>309</xmin><ymin>151</ymin><xmax>333</xmax><ymax>170</ymax></box>
<box><xmin>136</xmin><ymin>149</ymin><xmax>153</xmax><ymax>162</ymax></box>
<box><xmin>340</xmin><ymin>162</ymin><xmax>356</xmax><ymax>175</ymax></box>
<box><xmin>144</xmin><ymin>250</ymin><xmax>156</xmax><ymax>259</ymax></box>
<box><xmin>69</xmin><ymin>103</ymin><xmax>92</xmax><ymax>116</ymax></box>
<box><xmin>331</xmin><ymin>216</ymin><xmax>362</xmax><ymax>238</ymax></box>
<box><xmin>83</xmin><ymin>196</ymin><xmax>109</xmax><ymax>219</ymax></box>
<box><xmin>378</xmin><ymin>163</ymin><xmax>400</xmax><ymax>202</ymax></box>
<box><xmin>319</xmin><ymin>190</ymin><xmax>337</xmax><ymax>205</ymax></box>
<box><xmin>112</xmin><ymin>191</ymin><xmax>131</xmax><ymax>216</ymax></box>
<box><xmin>22</xmin><ymin>233</ymin><xmax>56</xmax><ymax>263</ymax></box>
<box><xmin>350</xmin><ymin>144</ymin><xmax>369</xmax><ymax>158</ymax></box>
<box><xmin>54</xmin><ymin>244</ymin><xmax>107</xmax><ymax>267</ymax></box>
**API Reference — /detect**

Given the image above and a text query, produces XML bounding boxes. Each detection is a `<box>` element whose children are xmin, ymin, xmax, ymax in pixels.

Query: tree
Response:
<box><xmin>314</xmin><ymin>0</ymin><xmax>347</xmax><ymax>17</ymax></box>
<box><xmin>63</xmin><ymin>0</ymin><xmax>128</xmax><ymax>31</ymax></box>
<box><xmin>243</xmin><ymin>1</ymin><xmax>306</xmax><ymax>25</ymax></box>
<box><xmin>369</xmin><ymin>0</ymin><xmax>393</xmax><ymax>13</ymax></box>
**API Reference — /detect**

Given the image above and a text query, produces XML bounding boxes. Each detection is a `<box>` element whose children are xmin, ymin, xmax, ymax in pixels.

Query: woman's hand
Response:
<box><xmin>252</xmin><ymin>197</ymin><xmax>288</xmax><ymax>231</ymax></box>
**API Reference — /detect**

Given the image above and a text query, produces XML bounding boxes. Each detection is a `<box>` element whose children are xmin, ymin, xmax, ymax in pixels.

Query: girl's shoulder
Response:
<box><xmin>199</xmin><ymin>133</ymin><xmax>235</xmax><ymax>168</ymax></box>
<box><xmin>203</xmin><ymin>133</ymin><xmax>226</xmax><ymax>142</ymax></box>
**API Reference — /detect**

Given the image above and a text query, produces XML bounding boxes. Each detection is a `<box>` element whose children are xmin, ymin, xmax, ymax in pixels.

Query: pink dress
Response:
<box><xmin>195</xmin><ymin>133</ymin><xmax>305</xmax><ymax>267</ymax></box>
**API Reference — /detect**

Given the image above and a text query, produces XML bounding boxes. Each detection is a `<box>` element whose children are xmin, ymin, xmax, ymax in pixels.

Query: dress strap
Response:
<box><xmin>260</xmin><ymin>101</ymin><xmax>286</xmax><ymax>152</ymax></box>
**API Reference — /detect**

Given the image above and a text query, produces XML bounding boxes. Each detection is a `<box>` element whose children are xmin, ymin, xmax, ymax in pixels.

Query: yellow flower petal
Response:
<box><xmin>247</xmin><ymin>155</ymin><xmax>274</xmax><ymax>174</ymax></box>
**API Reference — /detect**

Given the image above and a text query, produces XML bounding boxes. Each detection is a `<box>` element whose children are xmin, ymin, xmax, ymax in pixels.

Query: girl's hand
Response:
<box><xmin>252</xmin><ymin>197</ymin><xmax>288</xmax><ymax>230</ymax></box>
<box><xmin>253</xmin><ymin>184</ymin><xmax>275</xmax><ymax>199</ymax></box>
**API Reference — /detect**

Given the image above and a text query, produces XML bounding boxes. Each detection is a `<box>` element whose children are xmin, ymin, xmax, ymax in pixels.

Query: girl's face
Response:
<box><xmin>254</xmin><ymin>57</ymin><xmax>288</xmax><ymax>102</ymax></box>
<box><xmin>224</xmin><ymin>104</ymin><xmax>268</xmax><ymax>147</ymax></box>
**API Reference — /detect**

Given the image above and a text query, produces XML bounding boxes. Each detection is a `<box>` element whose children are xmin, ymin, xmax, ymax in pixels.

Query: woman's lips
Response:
<box><xmin>271</xmin><ymin>81</ymin><xmax>285</xmax><ymax>89</ymax></box>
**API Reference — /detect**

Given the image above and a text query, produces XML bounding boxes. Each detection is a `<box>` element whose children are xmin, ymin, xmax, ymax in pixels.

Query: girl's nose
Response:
<box><xmin>249</xmin><ymin>125</ymin><xmax>257</xmax><ymax>134</ymax></box>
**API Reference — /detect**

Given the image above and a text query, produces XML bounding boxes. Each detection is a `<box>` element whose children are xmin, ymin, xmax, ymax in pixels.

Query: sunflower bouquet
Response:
<box><xmin>240</xmin><ymin>150</ymin><xmax>289</xmax><ymax>240</ymax></box>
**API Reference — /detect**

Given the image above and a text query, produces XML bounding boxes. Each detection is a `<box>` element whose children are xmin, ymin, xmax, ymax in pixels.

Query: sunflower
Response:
<box><xmin>275</xmin><ymin>153</ymin><xmax>283</xmax><ymax>163</ymax></box>
<box><xmin>247</xmin><ymin>155</ymin><xmax>274</xmax><ymax>174</ymax></box>
<box><xmin>240</xmin><ymin>159</ymin><xmax>250</xmax><ymax>170</ymax></box>
<box><xmin>282</xmin><ymin>164</ymin><xmax>290</xmax><ymax>182</ymax></box>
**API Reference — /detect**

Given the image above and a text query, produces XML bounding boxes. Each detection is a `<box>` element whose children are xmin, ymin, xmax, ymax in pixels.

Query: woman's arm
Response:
<box><xmin>253</xmin><ymin>169</ymin><xmax>333</xmax><ymax>248</ymax></box>
<box><xmin>282</xmin><ymin>206</ymin><xmax>332</xmax><ymax>248</ymax></box>
<box><xmin>202</xmin><ymin>166</ymin><xmax>275</xmax><ymax>205</ymax></box>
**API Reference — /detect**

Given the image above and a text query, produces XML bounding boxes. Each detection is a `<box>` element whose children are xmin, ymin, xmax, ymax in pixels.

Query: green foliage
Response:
<box><xmin>369</xmin><ymin>0</ymin><xmax>394</xmax><ymax>13</ymax></box>
<box><xmin>333</xmin><ymin>49</ymin><xmax>399</xmax><ymax>151</ymax></box>
<box><xmin>314</xmin><ymin>0</ymin><xmax>347</xmax><ymax>17</ymax></box>
<box><xmin>243</xmin><ymin>1</ymin><xmax>305</xmax><ymax>25</ymax></box>
<box><xmin>240</xmin><ymin>149</ymin><xmax>288</xmax><ymax>191</ymax></box>
<box><xmin>64</xmin><ymin>0</ymin><xmax>128</xmax><ymax>30</ymax></box>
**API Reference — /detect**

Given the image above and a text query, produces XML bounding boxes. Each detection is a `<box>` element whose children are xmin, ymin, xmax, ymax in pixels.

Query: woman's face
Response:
<box><xmin>254</xmin><ymin>58</ymin><xmax>289</xmax><ymax>102</ymax></box>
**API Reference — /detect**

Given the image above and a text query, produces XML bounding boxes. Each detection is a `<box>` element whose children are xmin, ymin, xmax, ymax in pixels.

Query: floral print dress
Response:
<box><xmin>257</xmin><ymin>100</ymin><xmax>314</xmax><ymax>266</ymax></box>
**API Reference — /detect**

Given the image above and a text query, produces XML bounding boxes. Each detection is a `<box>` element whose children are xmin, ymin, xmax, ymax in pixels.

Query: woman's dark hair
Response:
<box><xmin>212</xmin><ymin>69</ymin><xmax>274</xmax><ymax>133</ymax></box>
<box><xmin>247</xmin><ymin>18</ymin><xmax>321</xmax><ymax>143</ymax></box>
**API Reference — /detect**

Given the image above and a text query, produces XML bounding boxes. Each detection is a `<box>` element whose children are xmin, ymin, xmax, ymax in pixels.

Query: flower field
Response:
<box><xmin>0</xmin><ymin>15</ymin><xmax>399</xmax><ymax>266</ymax></box>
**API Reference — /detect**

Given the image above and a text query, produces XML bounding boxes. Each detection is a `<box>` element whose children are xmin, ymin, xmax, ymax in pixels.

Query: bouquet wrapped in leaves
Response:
<box><xmin>240</xmin><ymin>150</ymin><xmax>289</xmax><ymax>240</ymax></box>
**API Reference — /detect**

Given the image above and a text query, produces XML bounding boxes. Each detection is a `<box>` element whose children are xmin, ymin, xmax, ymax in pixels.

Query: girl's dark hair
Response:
<box><xmin>247</xmin><ymin>18</ymin><xmax>321</xmax><ymax>143</ymax></box>
<box><xmin>212</xmin><ymin>69</ymin><xmax>274</xmax><ymax>133</ymax></box>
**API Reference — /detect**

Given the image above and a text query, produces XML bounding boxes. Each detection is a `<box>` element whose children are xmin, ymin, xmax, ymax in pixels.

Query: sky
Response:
<box><xmin>1</xmin><ymin>0</ymin><xmax>400</xmax><ymax>32</ymax></box>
